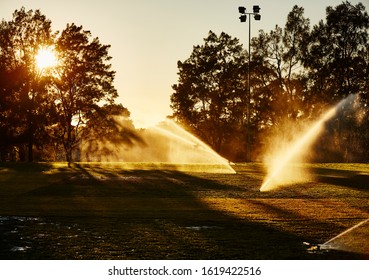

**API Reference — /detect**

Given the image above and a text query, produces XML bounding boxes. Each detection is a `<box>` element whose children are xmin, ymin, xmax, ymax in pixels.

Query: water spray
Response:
<box><xmin>319</xmin><ymin>218</ymin><xmax>369</xmax><ymax>251</ymax></box>
<box><xmin>260</xmin><ymin>94</ymin><xmax>358</xmax><ymax>192</ymax></box>
<box><xmin>81</xmin><ymin>117</ymin><xmax>236</xmax><ymax>173</ymax></box>
<box><xmin>152</xmin><ymin>120</ymin><xmax>236</xmax><ymax>173</ymax></box>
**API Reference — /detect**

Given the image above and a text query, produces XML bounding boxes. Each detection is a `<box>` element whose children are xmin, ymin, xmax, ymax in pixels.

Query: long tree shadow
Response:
<box><xmin>0</xmin><ymin>162</ymin><xmax>56</xmax><ymax>173</ymax></box>
<box><xmin>1</xmin><ymin>164</ymin><xmax>368</xmax><ymax>259</ymax></box>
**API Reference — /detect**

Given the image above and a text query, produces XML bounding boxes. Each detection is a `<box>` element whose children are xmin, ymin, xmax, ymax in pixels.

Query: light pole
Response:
<box><xmin>238</xmin><ymin>5</ymin><xmax>261</xmax><ymax>161</ymax></box>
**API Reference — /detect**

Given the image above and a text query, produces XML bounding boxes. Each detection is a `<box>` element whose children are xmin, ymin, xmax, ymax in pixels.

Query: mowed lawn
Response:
<box><xmin>0</xmin><ymin>162</ymin><xmax>368</xmax><ymax>259</ymax></box>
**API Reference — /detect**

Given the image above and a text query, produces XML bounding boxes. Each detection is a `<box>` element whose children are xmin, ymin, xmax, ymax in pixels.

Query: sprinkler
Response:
<box><xmin>260</xmin><ymin>94</ymin><xmax>358</xmax><ymax>192</ymax></box>
<box><xmin>304</xmin><ymin>242</ymin><xmax>322</xmax><ymax>253</ymax></box>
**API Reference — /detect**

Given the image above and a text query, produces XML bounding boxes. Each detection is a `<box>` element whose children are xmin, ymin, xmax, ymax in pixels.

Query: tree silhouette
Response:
<box><xmin>0</xmin><ymin>7</ymin><xmax>54</xmax><ymax>161</ymax></box>
<box><xmin>171</xmin><ymin>31</ymin><xmax>247</xmax><ymax>155</ymax></box>
<box><xmin>171</xmin><ymin>3</ymin><xmax>369</xmax><ymax>162</ymax></box>
<box><xmin>1</xmin><ymin>3</ymin><xmax>368</xmax><ymax>163</ymax></box>
<box><xmin>49</xmin><ymin>23</ymin><xmax>118</xmax><ymax>165</ymax></box>
<box><xmin>303</xmin><ymin>1</ymin><xmax>369</xmax><ymax>103</ymax></box>
<box><xmin>303</xmin><ymin>1</ymin><xmax>369</xmax><ymax>161</ymax></box>
<box><xmin>251</xmin><ymin>5</ymin><xmax>310</xmax><ymax>128</ymax></box>
<box><xmin>0</xmin><ymin>8</ymin><xmax>133</xmax><ymax>163</ymax></box>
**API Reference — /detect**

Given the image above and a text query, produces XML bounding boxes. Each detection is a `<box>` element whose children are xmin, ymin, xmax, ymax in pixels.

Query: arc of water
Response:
<box><xmin>260</xmin><ymin>94</ymin><xmax>357</xmax><ymax>192</ymax></box>
<box><xmin>152</xmin><ymin>120</ymin><xmax>236</xmax><ymax>173</ymax></box>
<box><xmin>260</xmin><ymin>106</ymin><xmax>337</xmax><ymax>191</ymax></box>
<box><xmin>320</xmin><ymin>218</ymin><xmax>369</xmax><ymax>249</ymax></box>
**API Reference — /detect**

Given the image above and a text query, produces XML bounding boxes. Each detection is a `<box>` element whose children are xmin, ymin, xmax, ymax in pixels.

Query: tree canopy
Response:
<box><xmin>0</xmin><ymin>7</ymin><xmax>129</xmax><ymax>163</ymax></box>
<box><xmin>1</xmin><ymin>2</ymin><xmax>368</xmax><ymax>163</ymax></box>
<box><xmin>0</xmin><ymin>8</ymin><xmax>54</xmax><ymax>161</ymax></box>
<box><xmin>50</xmin><ymin>23</ymin><xmax>118</xmax><ymax>164</ymax></box>
<box><xmin>171</xmin><ymin>31</ymin><xmax>247</xmax><ymax>155</ymax></box>
<box><xmin>171</xmin><ymin>1</ymin><xmax>369</xmax><ymax>162</ymax></box>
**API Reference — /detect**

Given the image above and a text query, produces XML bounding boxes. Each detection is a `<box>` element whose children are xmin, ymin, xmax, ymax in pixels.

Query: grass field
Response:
<box><xmin>0</xmin><ymin>162</ymin><xmax>368</xmax><ymax>259</ymax></box>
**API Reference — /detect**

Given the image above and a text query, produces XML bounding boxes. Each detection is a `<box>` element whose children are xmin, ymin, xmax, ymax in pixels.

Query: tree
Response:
<box><xmin>0</xmin><ymin>7</ymin><xmax>54</xmax><ymax>161</ymax></box>
<box><xmin>171</xmin><ymin>31</ymin><xmax>247</xmax><ymax>157</ymax></box>
<box><xmin>303</xmin><ymin>1</ymin><xmax>369</xmax><ymax>103</ymax></box>
<box><xmin>0</xmin><ymin>64</ymin><xmax>27</xmax><ymax>160</ymax></box>
<box><xmin>49</xmin><ymin>24</ymin><xmax>118</xmax><ymax>164</ymax></box>
<box><xmin>0</xmin><ymin>8</ymin><xmax>132</xmax><ymax>163</ymax></box>
<box><xmin>303</xmin><ymin>1</ymin><xmax>369</xmax><ymax>162</ymax></box>
<box><xmin>251</xmin><ymin>5</ymin><xmax>310</xmax><ymax>130</ymax></box>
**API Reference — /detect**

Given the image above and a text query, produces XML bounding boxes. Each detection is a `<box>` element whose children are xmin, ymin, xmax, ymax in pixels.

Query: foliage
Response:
<box><xmin>1</xmin><ymin>3</ymin><xmax>369</xmax><ymax>163</ymax></box>
<box><xmin>303</xmin><ymin>2</ymin><xmax>369</xmax><ymax>102</ymax></box>
<box><xmin>171</xmin><ymin>31</ymin><xmax>247</xmax><ymax>157</ymax></box>
<box><xmin>49</xmin><ymin>23</ymin><xmax>118</xmax><ymax>164</ymax></box>
<box><xmin>303</xmin><ymin>1</ymin><xmax>369</xmax><ymax>161</ymax></box>
<box><xmin>171</xmin><ymin>2</ymin><xmax>369</xmax><ymax>162</ymax></box>
<box><xmin>251</xmin><ymin>6</ymin><xmax>310</xmax><ymax>127</ymax></box>
<box><xmin>0</xmin><ymin>8</ymin><xmax>54</xmax><ymax>161</ymax></box>
<box><xmin>0</xmin><ymin>8</ymin><xmax>130</xmax><ymax>163</ymax></box>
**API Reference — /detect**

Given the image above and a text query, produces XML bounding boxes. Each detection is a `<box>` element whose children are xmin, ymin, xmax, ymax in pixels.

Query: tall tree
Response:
<box><xmin>0</xmin><ymin>7</ymin><xmax>54</xmax><ymax>161</ymax></box>
<box><xmin>171</xmin><ymin>31</ymin><xmax>247</xmax><ymax>155</ymax></box>
<box><xmin>303</xmin><ymin>1</ymin><xmax>369</xmax><ymax>103</ymax></box>
<box><xmin>49</xmin><ymin>24</ymin><xmax>118</xmax><ymax>164</ymax></box>
<box><xmin>303</xmin><ymin>1</ymin><xmax>369</xmax><ymax>162</ymax></box>
<box><xmin>251</xmin><ymin>5</ymin><xmax>310</xmax><ymax>130</ymax></box>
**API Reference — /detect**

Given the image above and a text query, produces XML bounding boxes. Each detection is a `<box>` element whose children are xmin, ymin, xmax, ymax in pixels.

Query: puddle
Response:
<box><xmin>185</xmin><ymin>225</ymin><xmax>223</xmax><ymax>231</ymax></box>
<box><xmin>0</xmin><ymin>215</ymin><xmax>124</xmax><ymax>259</ymax></box>
<box><xmin>11</xmin><ymin>246</ymin><xmax>30</xmax><ymax>252</ymax></box>
<box><xmin>0</xmin><ymin>216</ymin><xmax>85</xmax><ymax>258</ymax></box>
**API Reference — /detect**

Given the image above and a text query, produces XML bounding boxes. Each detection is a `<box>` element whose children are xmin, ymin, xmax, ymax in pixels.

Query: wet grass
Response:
<box><xmin>0</xmin><ymin>162</ymin><xmax>368</xmax><ymax>259</ymax></box>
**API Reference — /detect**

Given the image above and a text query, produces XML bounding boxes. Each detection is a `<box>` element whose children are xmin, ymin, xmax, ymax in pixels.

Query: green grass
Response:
<box><xmin>0</xmin><ymin>162</ymin><xmax>368</xmax><ymax>259</ymax></box>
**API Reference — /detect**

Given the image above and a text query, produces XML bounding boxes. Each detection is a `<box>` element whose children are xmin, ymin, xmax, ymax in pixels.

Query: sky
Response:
<box><xmin>1</xmin><ymin>0</ymin><xmax>367</xmax><ymax>128</ymax></box>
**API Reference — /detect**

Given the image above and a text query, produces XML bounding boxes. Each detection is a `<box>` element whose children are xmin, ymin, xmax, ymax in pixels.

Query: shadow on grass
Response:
<box><xmin>0</xmin><ymin>163</ymin><xmax>368</xmax><ymax>260</ymax></box>
<box><xmin>0</xmin><ymin>162</ymin><xmax>55</xmax><ymax>173</ymax></box>
<box><xmin>309</xmin><ymin>167</ymin><xmax>369</xmax><ymax>191</ymax></box>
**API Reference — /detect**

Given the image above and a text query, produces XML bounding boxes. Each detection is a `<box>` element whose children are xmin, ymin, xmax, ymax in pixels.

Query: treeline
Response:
<box><xmin>1</xmin><ymin>3</ymin><xmax>369</xmax><ymax>164</ymax></box>
<box><xmin>0</xmin><ymin>8</ymin><xmax>140</xmax><ymax>163</ymax></box>
<box><xmin>171</xmin><ymin>2</ymin><xmax>369</xmax><ymax>162</ymax></box>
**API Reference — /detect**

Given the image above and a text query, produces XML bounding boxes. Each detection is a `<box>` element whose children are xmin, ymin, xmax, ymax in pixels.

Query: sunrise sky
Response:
<box><xmin>1</xmin><ymin>0</ymin><xmax>366</xmax><ymax>127</ymax></box>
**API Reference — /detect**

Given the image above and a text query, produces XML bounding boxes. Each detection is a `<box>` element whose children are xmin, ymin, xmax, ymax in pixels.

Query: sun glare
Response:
<box><xmin>35</xmin><ymin>46</ymin><xmax>57</xmax><ymax>71</ymax></box>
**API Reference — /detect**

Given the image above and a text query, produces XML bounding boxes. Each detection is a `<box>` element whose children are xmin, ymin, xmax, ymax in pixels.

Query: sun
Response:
<box><xmin>35</xmin><ymin>46</ymin><xmax>57</xmax><ymax>71</ymax></box>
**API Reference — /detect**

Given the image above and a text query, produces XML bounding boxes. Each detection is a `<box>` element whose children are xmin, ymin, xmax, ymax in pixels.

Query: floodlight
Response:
<box><xmin>253</xmin><ymin>5</ymin><xmax>261</xmax><ymax>13</ymax></box>
<box><xmin>238</xmin><ymin>6</ymin><xmax>246</xmax><ymax>14</ymax></box>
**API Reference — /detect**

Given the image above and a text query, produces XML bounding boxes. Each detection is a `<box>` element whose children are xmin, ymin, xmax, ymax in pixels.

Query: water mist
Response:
<box><xmin>81</xmin><ymin>118</ymin><xmax>236</xmax><ymax>173</ymax></box>
<box><xmin>260</xmin><ymin>94</ymin><xmax>358</xmax><ymax>192</ymax></box>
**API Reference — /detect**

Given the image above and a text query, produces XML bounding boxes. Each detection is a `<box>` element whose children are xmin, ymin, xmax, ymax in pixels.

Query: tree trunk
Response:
<box><xmin>27</xmin><ymin>115</ymin><xmax>34</xmax><ymax>162</ymax></box>
<box><xmin>28</xmin><ymin>135</ymin><xmax>33</xmax><ymax>162</ymax></box>
<box><xmin>65</xmin><ymin>119</ymin><xmax>73</xmax><ymax>167</ymax></box>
